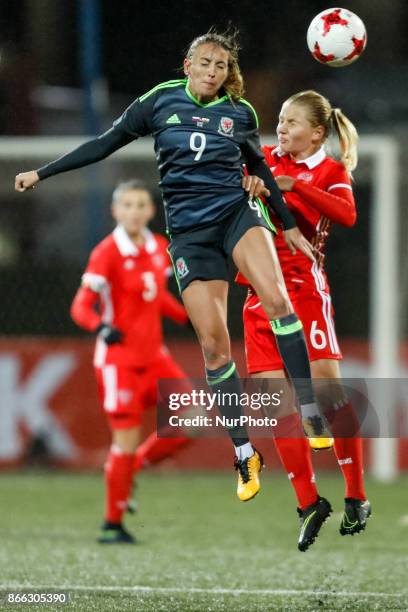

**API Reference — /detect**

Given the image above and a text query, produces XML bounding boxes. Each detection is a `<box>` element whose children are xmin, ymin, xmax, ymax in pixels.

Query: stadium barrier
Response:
<box><xmin>0</xmin><ymin>337</ymin><xmax>407</xmax><ymax>472</ymax></box>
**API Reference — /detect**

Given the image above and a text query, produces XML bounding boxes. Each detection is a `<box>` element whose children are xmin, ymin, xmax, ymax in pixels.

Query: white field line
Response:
<box><xmin>0</xmin><ymin>585</ymin><xmax>407</xmax><ymax>600</ymax></box>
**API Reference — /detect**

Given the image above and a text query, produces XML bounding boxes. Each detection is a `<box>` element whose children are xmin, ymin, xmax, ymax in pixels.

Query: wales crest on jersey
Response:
<box><xmin>218</xmin><ymin>116</ymin><xmax>234</xmax><ymax>137</ymax></box>
<box><xmin>175</xmin><ymin>257</ymin><xmax>189</xmax><ymax>279</ymax></box>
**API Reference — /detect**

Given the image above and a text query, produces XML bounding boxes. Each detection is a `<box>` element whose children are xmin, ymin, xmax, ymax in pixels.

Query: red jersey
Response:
<box><xmin>236</xmin><ymin>145</ymin><xmax>356</xmax><ymax>285</ymax></box>
<box><xmin>71</xmin><ymin>225</ymin><xmax>187</xmax><ymax>368</ymax></box>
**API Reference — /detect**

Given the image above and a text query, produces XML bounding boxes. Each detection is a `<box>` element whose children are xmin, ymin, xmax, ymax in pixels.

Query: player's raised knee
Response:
<box><xmin>260</xmin><ymin>293</ymin><xmax>292</xmax><ymax>320</ymax></box>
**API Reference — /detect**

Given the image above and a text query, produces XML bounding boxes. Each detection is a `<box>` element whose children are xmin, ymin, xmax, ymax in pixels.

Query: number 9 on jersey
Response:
<box><xmin>190</xmin><ymin>132</ymin><xmax>206</xmax><ymax>161</ymax></box>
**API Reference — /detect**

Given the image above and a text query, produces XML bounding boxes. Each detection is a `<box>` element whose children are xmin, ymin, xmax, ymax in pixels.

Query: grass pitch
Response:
<box><xmin>0</xmin><ymin>471</ymin><xmax>407</xmax><ymax>611</ymax></box>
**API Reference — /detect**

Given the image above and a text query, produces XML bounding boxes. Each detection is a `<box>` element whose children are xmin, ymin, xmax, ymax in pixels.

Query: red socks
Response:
<box><xmin>273</xmin><ymin>413</ymin><xmax>319</xmax><ymax>510</ymax></box>
<box><xmin>105</xmin><ymin>435</ymin><xmax>191</xmax><ymax>525</ymax></box>
<box><xmin>326</xmin><ymin>400</ymin><xmax>366</xmax><ymax>501</ymax></box>
<box><xmin>133</xmin><ymin>434</ymin><xmax>191</xmax><ymax>473</ymax></box>
<box><xmin>104</xmin><ymin>446</ymin><xmax>134</xmax><ymax>524</ymax></box>
<box><xmin>333</xmin><ymin>437</ymin><xmax>366</xmax><ymax>500</ymax></box>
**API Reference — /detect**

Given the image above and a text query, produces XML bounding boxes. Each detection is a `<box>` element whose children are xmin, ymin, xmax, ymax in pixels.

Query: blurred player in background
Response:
<box><xmin>16</xmin><ymin>30</ymin><xmax>331</xmax><ymax>504</ymax></box>
<box><xmin>240</xmin><ymin>90</ymin><xmax>371</xmax><ymax>551</ymax></box>
<box><xmin>71</xmin><ymin>180</ymin><xmax>190</xmax><ymax>543</ymax></box>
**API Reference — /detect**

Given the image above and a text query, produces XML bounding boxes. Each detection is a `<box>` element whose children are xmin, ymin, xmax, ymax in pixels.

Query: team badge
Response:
<box><xmin>218</xmin><ymin>116</ymin><xmax>234</xmax><ymax>137</ymax></box>
<box><xmin>175</xmin><ymin>257</ymin><xmax>189</xmax><ymax>279</ymax></box>
<box><xmin>297</xmin><ymin>172</ymin><xmax>313</xmax><ymax>182</ymax></box>
<box><xmin>124</xmin><ymin>259</ymin><xmax>135</xmax><ymax>270</ymax></box>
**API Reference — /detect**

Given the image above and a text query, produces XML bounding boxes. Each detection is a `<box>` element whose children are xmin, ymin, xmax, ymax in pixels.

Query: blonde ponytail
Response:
<box><xmin>331</xmin><ymin>107</ymin><xmax>358</xmax><ymax>173</ymax></box>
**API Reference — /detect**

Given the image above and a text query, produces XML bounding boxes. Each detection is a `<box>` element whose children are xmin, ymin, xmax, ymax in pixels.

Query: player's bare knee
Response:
<box><xmin>201</xmin><ymin>333</ymin><xmax>230</xmax><ymax>368</ymax></box>
<box><xmin>112</xmin><ymin>428</ymin><xmax>139</xmax><ymax>453</ymax></box>
<box><xmin>261</xmin><ymin>293</ymin><xmax>292</xmax><ymax>320</ymax></box>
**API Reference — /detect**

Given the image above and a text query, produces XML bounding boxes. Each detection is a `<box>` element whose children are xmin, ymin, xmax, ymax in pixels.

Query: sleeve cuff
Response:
<box><xmin>37</xmin><ymin>166</ymin><xmax>50</xmax><ymax>181</ymax></box>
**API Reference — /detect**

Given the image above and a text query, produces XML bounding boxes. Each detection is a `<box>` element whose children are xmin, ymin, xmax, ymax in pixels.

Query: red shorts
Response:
<box><xmin>243</xmin><ymin>264</ymin><xmax>342</xmax><ymax>374</ymax></box>
<box><xmin>95</xmin><ymin>347</ymin><xmax>189</xmax><ymax>430</ymax></box>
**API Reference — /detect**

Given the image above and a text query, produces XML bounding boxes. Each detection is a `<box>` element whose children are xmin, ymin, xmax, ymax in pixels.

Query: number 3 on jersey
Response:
<box><xmin>141</xmin><ymin>272</ymin><xmax>157</xmax><ymax>302</ymax></box>
<box><xmin>190</xmin><ymin>132</ymin><xmax>206</xmax><ymax>161</ymax></box>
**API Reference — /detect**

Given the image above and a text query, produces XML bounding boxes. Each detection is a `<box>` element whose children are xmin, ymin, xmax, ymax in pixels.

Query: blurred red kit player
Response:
<box><xmin>71</xmin><ymin>179</ymin><xmax>190</xmax><ymax>543</ymax></box>
<box><xmin>77</xmin><ymin>225</ymin><xmax>187</xmax><ymax>422</ymax></box>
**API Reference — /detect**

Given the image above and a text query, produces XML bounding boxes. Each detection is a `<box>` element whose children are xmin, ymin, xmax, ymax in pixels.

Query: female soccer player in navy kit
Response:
<box><xmin>16</xmin><ymin>31</ymin><xmax>328</xmax><ymax>502</ymax></box>
<box><xmin>241</xmin><ymin>90</ymin><xmax>371</xmax><ymax>550</ymax></box>
<box><xmin>71</xmin><ymin>180</ymin><xmax>191</xmax><ymax>543</ymax></box>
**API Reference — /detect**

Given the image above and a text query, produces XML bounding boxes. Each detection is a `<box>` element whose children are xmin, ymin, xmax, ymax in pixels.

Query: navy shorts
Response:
<box><xmin>168</xmin><ymin>197</ymin><xmax>275</xmax><ymax>293</ymax></box>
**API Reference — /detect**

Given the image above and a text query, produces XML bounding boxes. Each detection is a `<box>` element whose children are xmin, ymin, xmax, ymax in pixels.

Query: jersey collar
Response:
<box><xmin>274</xmin><ymin>145</ymin><xmax>326</xmax><ymax>169</ymax></box>
<box><xmin>184</xmin><ymin>82</ymin><xmax>230</xmax><ymax>108</ymax></box>
<box><xmin>113</xmin><ymin>225</ymin><xmax>157</xmax><ymax>257</ymax></box>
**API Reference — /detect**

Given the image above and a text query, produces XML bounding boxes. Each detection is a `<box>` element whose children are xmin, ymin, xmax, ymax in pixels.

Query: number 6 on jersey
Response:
<box><xmin>190</xmin><ymin>132</ymin><xmax>206</xmax><ymax>161</ymax></box>
<box><xmin>310</xmin><ymin>320</ymin><xmax>327</xmax><ymax>350</ymax></box>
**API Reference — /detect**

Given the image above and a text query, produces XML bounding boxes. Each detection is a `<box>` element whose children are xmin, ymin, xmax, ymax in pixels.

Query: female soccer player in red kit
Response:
<box><xmin>240</xmin><ymin>90</ymin><xmax>371</xmax><ymax>551</ymax></box>
<box><xmin>71</xmin><ymin>179</ymin><xmax>190</xmax><ymax>543</ymax></box>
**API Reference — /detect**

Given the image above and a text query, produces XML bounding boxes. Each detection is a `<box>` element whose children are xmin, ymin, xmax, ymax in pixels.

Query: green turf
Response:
<box><xmin>0</xmin><ymin>471</ymin><xmax>407</xmax><ymax>611</ymax></box>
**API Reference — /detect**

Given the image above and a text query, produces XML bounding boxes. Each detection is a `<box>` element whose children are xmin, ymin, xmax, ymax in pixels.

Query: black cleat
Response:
<box><xmin>340</xmin><ymin>498</ymin><xmax>372</xmax><ymax>536</ymax></box>
<box><xmin>98</xmin><ymin>522</ymin><xmax>136</xmax><ymax>544</ymax></box>
<box><xmin>297</xmin><ymin>496</ymin><xmax>332</xmax><ymax>552</ymax></box>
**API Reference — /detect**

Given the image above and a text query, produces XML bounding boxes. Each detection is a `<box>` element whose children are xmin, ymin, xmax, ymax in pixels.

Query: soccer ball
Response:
<box><xmin>307</xmin><ymin>8</ymin><xmax>367</xmax><ymax>67</ymax></box>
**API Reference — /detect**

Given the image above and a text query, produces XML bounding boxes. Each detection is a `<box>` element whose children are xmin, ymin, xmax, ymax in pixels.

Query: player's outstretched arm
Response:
<box><xmin>15</xmin><ymin>88</ymin><xmax>159</xmax><ymax>191</ymax></box>
<box><xmin>15</xmin><ymin>126</ymin><xmax>134</xmax><ymax>191</ymax></box>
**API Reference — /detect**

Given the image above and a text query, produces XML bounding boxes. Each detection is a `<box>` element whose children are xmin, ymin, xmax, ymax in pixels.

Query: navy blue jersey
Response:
<box><xmin>113</xmin><ymin>79</ymin><xmax>264</xmax><ymax>233</ymax></box>
<box><xmin>37</xmin><ymin>79</ymin><xmax>296</xmax><ymax>232</ymax></box>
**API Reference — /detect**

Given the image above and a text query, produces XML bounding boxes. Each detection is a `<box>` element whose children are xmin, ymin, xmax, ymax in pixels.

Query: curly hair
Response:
<box><xmin>185</xmin><ymin>28</ymin><xmax>244</xmax><ymax>100</ymax></box>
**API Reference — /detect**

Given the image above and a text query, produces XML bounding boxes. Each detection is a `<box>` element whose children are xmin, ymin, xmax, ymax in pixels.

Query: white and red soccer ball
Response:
<box><xmin>307</xmin><ymin>8</ymin><xmax>367</xmax><ymax>67</ymax></box>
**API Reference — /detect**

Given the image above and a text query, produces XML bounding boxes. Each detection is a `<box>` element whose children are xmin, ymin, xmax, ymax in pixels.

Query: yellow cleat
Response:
<box><xmin>302</xmin><ymin>416</ymin><xmax>334</xmax><ymax>451</ymax></box>
<box><xmin>308</xmin><ymin>437</ymin><xmax>334</xmax><ymax>451</ymax></box>
<box><xmin>234</xmin><ymin>448</ymin><xmax>264</xmax><ymax>502</ymax></box>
